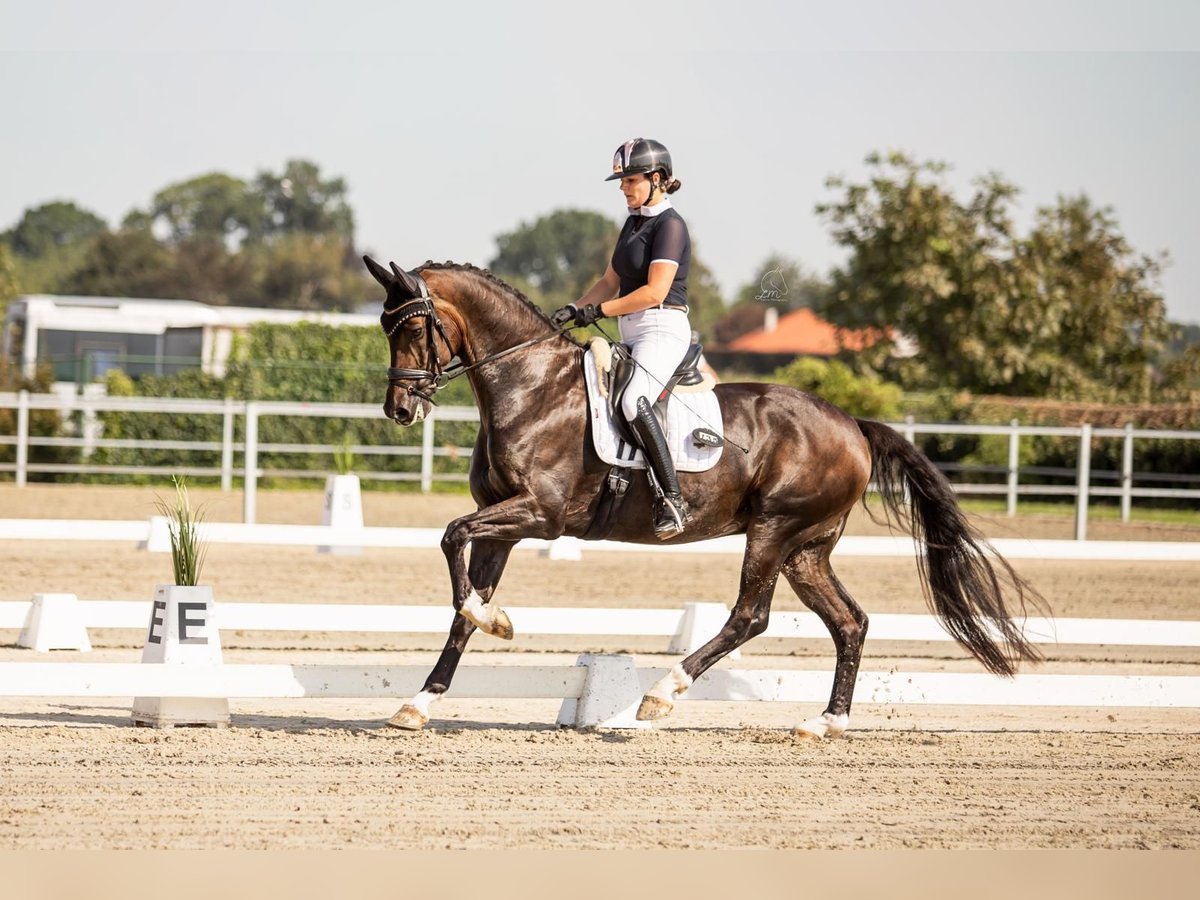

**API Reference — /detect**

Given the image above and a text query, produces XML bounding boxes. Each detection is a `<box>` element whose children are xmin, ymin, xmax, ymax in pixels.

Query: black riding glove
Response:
<box><xmin>551</xmin><ymin>303</ymin><xmax>606</xmax><ymax>328</ymax></box>
<box><xmin>574</xmin><ymin>304</ymin><xmax>606</xmax><ymax>326</ymax></box>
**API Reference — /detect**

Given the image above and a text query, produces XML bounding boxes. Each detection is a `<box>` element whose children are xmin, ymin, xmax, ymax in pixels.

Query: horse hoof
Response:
<box><xmin>791</xmin><ymin>713</ymin><xmax>848</xmax><ymax>740</ymax></box>
<box><xmin>491</xmin><ymin>607</ymin><xmax>514</xmax><ymax>641</ymax></box>
<box><xmin>636</xmin><ymin>694</ymin><xmax>674</xmax><ymax>721</ymax></box>
<box><xmin>387</xmin><ymin>705</ymin><xmax>428</xmax><ymax>731</ymax></box>
<box><xmin>458</xmin><ymin>604</ymin><xmax>515</xmax><ymax>640</ymax></box>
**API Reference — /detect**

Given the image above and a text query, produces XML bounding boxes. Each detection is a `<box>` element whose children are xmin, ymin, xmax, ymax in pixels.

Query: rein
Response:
<box><xmin>384</xmin><ymin>272</ymin><xmax>570</xmax><ymax>404</ymax></box>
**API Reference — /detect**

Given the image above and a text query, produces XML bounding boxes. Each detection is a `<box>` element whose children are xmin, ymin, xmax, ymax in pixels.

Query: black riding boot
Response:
<box><xmin>631</xmin><ymin>396</ymin><xmax>692</xmax><ymax>539</ymax></box>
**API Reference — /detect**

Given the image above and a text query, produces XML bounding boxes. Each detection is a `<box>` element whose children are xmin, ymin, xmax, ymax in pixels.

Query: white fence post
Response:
<box><xmin>556</xmin><ymin>654</ymin><xmax>650</xmax><ymax>729</ymax></box>
<box><xmin>15</xmin><ymin>389</ymin><xmax>29</xmax><ymax>487</ymax></box>
<box><xmin>1120</xmin><ymin>422</ymin><xmax>1134</xmax><ymax>523</ymax></box>
<box><xmin>902</xmin><ymin>414</ymin><xmax>915</xmax><ymax>444</ymax></box>
<box><xmin>220</xmin><ymin>397</ymin><xmax>235</xmax><ymax>492</ymax></box>
<box><xmin>243</xmin><ymin>402</ymin><xmax>259</xmax><ymax>525</ymax></box>
<box><xmin>420</xmin><ymin>414</ymin><xmax>435</xmax><ymax>493</ymax></box>
<box><xmin>1006</xmin><ymin>418</ymin><xmax>1020</xmax><ymax>517</ymax></box>
<box><xmin>1075</xmin><ymin>423</ymin><xmax>1092</xmax><ymax>541</ymax></box>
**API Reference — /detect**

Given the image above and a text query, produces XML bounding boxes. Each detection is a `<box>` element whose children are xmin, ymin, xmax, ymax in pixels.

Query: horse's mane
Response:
<box><xmin>417</xmin><ymin>260</ymin><xmax>584</xmax><ymax>348</ymax></box>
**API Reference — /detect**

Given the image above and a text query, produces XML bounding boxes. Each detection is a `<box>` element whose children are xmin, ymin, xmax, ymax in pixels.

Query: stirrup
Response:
<box><xmin>654</xmin><ymin>494</ymin><xmax>691</xmax><ymax>539</ymax></box>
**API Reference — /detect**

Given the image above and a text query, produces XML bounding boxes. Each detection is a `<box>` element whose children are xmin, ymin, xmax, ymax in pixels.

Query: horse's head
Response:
<box><xmin>364</xmin><ymin>255</ymin><xmax>456</xmax><ymax>426</ymax></box>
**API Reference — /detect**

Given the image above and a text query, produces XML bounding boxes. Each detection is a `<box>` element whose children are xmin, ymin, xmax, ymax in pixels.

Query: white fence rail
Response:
<box><xmin>4</xmin><ymin>597</ymin><xmax>1198</xmax><ymax>724</ymax></box>
<box><xmin>4</xmin><ymin>597</ymin><xmax>1200</xmax><ymax>650</ymax></box>
<box><xmin>3</xmin><ymin>392</ymin><xmax>1200</xmax><ymax>538</ymax></box>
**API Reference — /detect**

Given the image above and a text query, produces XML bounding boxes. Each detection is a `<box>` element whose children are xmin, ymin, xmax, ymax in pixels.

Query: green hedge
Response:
<box><xmin>89</xmin><ymin>322</ymin><xmax>480</xmax><ymax>485</ymax></box>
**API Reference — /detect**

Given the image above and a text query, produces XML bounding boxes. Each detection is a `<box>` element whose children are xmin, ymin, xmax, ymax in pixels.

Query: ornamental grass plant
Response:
<box><xmin>153</xmin><ymin>476</ymin><xmax>208</xmax><ymax>586</ymax></box>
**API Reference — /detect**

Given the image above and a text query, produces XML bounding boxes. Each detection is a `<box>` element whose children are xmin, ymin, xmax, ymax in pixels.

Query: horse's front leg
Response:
<box><xmin>389</xmin><ymin>537</ymin><xmax>516</xmax><ymax>730</ymax></box>
<box><xmin>443</xmin><ymin>495</ymin><xmax>560</xmax><ymax>640</ymax></box>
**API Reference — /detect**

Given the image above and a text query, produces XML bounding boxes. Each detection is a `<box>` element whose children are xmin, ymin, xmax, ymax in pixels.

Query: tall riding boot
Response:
<box><xmin>630</xmin><ymin>396</ymin><xmax>692</xmax><ymax>539</ymax></box>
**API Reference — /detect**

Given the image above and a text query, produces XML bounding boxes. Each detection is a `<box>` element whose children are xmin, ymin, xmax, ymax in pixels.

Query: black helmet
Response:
<box><xmin>605</xmin><ymin>138</ymin><xmax>673</xmax><ymax>182</ymax></box>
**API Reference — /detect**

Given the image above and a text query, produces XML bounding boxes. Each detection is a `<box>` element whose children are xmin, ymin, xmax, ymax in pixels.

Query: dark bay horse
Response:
<box><xmin>364</xmin><ymin>256</ymin><xmax>1046</xmax><ymax>738</ymax></box>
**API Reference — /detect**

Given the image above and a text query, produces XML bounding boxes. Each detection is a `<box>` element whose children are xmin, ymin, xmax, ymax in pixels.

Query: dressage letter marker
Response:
<box><xmin>131</xmin><ymin>585</ymin><xmax>229</xmax><ymax>728</ymax></box>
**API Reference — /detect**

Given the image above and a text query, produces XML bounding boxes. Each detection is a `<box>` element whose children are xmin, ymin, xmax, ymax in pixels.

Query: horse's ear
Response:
<box><xmin>388</xmin><ymin>261</ymin><xmax>423</xmax><ymax>297</ymax></box>
<box><xmin>363</xmin><ymin>255</ymin><xmax>395</xmax><ymax>290</ymax></box>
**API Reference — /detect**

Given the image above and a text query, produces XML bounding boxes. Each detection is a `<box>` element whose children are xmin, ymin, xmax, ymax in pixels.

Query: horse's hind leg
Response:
<box><xmin>780</xmin><ymin>542</ymin><xmax>868</xmax><ymax>740</ymax></box>
<box><xmin>388</xmin><ymin>538</ymin><xmax>516</xmax><ymax>730</ymax></box>
<box><xmin>637</xmin><ymin>524</ymin><xmax>786</xmax><ymax>721</ymax></box>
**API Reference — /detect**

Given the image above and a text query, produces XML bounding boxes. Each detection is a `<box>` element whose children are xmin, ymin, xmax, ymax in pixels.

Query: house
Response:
<box><xmin>706</xmin><ymin>306</ymin><xmax>886</xmax><ymax>373</ymax></box>
<box><xmin>2</xmin><ymin>295</ymin><xmax>378</xmax><ymax>384</ymax></box>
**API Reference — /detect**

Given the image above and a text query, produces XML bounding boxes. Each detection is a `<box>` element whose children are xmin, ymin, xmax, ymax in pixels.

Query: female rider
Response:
<box><xmin>552</xmin><ymin>138</ymin><xmax>693</xmax><ymax>539</ymax></box>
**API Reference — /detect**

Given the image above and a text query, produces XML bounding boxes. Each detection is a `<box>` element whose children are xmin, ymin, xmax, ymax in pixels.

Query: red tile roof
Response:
<box><xmin>727</xmin><ymin>307</ymin><xmax>883</xmax><ymax>355</ymax></box>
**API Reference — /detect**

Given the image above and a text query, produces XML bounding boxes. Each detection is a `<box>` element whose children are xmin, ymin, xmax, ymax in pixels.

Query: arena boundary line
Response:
<box><xmin>1</xmin><ymin>517</ymin><xmax>1199</xmax><ymax>562</ymax></box>
<box><xmin>3</xmin><ymin>598</ymin><xmax>1200</xmax><ymax>649</ymax></box>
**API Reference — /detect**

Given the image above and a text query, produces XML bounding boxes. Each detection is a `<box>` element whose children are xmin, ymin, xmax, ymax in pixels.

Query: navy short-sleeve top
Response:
<box><xmin>611</xmin><ymin>202</ymin><xmax>690</xmax><ymax>311</ymax></box>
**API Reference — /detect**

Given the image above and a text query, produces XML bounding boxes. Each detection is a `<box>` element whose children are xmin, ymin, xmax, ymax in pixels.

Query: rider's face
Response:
<box><xmin>620</xmin><ymin>174</ymin><xmax>659</xmax><ymax>209</ymax></box>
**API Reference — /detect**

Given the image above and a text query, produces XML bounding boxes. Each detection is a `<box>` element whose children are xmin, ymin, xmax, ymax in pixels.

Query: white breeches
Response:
<box><xmin>617</xmin><ymin>307</ymin><xmax>692</xmax><ymax>422</ymax></box>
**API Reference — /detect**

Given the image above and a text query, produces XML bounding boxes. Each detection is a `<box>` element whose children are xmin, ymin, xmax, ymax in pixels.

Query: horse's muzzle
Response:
<box><xmin>384</xmin><ymin>393</ymin><xmax>428</xmax><ymax>426</ymax></box>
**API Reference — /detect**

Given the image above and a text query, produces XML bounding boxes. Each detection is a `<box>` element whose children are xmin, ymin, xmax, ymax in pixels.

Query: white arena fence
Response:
<box><xmin>1</xmin><ymin>517</ymin><xmax>1199</xmax><ymax>562</ymax></box>
<box><xmin>2</xmin><ymin>595</ymin><xmax>1198</xmax><ymax>726</ymax></box>
<box><xmin>5</xmin><ymin>596</ymin><xmax>1200</xmax><ymax>649</ymax></box>
<box><xmin>4</xmin><ymin>391</ymin><xmax>1200</xmax><ymax>539</ymax></box>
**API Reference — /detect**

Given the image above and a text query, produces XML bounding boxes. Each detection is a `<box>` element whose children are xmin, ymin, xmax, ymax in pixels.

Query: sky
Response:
<box><xmin>2</xmin><ymin>1</ymin><xmax>1199</xmax><ymax>322</ymax></box>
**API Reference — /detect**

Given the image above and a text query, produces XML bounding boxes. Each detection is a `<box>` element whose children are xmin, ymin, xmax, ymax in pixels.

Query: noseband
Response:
<box><xmin>383</xmin><ymin>269</ymin><xmax>572</xmax><ymax>405</ymax></box>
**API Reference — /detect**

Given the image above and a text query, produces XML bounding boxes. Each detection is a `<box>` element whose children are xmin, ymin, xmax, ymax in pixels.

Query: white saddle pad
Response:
<box><xmin>583</xmin><ymin>347</ymin><xmax>724</xmax><ymax>473</ymax></box>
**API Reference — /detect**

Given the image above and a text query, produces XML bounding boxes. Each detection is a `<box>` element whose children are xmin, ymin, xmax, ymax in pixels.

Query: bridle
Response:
<box><xmin>383</xmin><ymin>270</ymin><xmax>570</xmax><ymax>405</ymax></box>
<box><xmin>383</xmin><ymin>274</ymin><xmax>456</xmax><ymax>403</ymax></box>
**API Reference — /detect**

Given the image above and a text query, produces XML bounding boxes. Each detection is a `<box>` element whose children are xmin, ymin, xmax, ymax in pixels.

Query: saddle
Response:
<box><xmin>589</xmin><ymin>337</ymin><xmax>716</xmax><ymax>446</ymax></box>
<box><xmin>581</xmin><ymin>337</ymin><xmax>722</xmax><ymax>541</ymax></box>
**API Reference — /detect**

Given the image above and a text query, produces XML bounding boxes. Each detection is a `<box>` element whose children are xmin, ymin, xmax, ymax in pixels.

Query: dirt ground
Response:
<box><xmin>0</xmin><ymin>484</ymin><xmax>1198</xmax><ymax>849</ymax></box>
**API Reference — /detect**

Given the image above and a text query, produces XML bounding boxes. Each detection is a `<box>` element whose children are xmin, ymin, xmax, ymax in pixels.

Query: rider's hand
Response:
<box><xmin>574</xmin><ymin>304</ymin><xmax>605</xmax><ymax>326</ymax></box>
<box><xmin>550</xmin><ymin>304</ymin><xmax>577</xmax><ymax>327</ymax></box>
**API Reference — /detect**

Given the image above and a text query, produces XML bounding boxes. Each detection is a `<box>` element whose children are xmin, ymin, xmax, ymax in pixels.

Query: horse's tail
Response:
<box><xmin>855</xmin><ymin>418</ymin><xmax>1047</xmax><ymax>676</ymax></box>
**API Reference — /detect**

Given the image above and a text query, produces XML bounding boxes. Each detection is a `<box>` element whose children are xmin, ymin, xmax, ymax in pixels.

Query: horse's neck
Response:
<box><xmin>466</xmin><ymin>339</ymin><xmax>583</xmax><ymax>424</ymax></box>
<box><xmin>433</xmin><ymin>271</ymin><xmax>583</xmax><ymax>419</ymax></box>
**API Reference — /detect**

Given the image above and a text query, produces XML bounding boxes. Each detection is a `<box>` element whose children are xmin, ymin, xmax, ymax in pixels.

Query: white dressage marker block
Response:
<box><xmin>319</xmin><ymin>474</ymin><xmax>364</xmax><ymax>555</ymax></box>
<box><xmin>557</xmin><ymin>654</ymin><xmax>650</xmax><ymax>729</ymax></box>
<box><xmin>668</xmin><ymin>601</ymin><xmax>740</xmax><ymax>659</ymax></box>
<box><xmin>17</xmin><ymin>593</ymin><xmax>92</xmax><ymax>653</ymax></box>
<box><xmin>143</xmin><ymin>516</ymin><xmax>172</xmax><ymax>553</ymax></box>
<box><xmin>131</xmin><ymin>585</ymin><xmax>229</xmax><ymax>728</ymax></box>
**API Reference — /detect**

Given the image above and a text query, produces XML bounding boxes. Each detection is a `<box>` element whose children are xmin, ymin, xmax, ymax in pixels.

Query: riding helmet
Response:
<box><xmin>605</xmin><ymin>138</ymin><xmax>673</xmax><ymax>182</ymax></box>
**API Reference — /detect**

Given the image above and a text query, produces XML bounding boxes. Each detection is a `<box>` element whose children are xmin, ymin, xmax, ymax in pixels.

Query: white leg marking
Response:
<box><xmin>459</xmin><ymin>590</ymin><xmax>493</xmax><ymax>628</ymax></box>
<box><xmin>408</xmin><ymin>690</ymin><xmax>440</xmax><ymax>719</ymax></box>
<box><xmin>794</xmin><ymin>711</ymin><xmax>849</xmax><ymax>739</ymax></box>
<box><xmin>646</xmin><ymin>664</ymin><xmax>693</xmax><ymax>702</ymax></box>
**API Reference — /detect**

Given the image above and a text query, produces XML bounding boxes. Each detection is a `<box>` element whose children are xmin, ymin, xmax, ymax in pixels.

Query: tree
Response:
<box><xmin>252</xmin><ymin>159</ymin><xmax>355</xmax><ymax>245</ymax></box>
<box><xmin>126</xmin><ymin>173</ymin><xmax>261</xmax><ymax>247</ymax></box>
<box><xmin>1022</xmin><ymin>194</ymin><xmax>1169</xmax><ymax>402</ymax></box>
<box><xmin>63</xmin><ymin>229</ymin><xmax>179</xmax><ymax>298</ymax></box>
<box><xmin>3</xmin><ymin>201</ymin><xmax>107</xmax><ymax>258</ymax></box>
<box><xmin>816</xmin><ymin>152</ymin><xmax>1170</xmax><ymax>401</ymax></box>
<box><xmin>490</xmin><ymin>209</ymin><xmax>619</xmax><ymax>310</ymax></box>
<box><xmin>250</xmin><ymin>233</ymin><xmax>367</xmax><ymax>311</ymax></box>
<box><xmin>684</xmin><ymin>251</ymin><xmax>728</xmax><ymax>342</ymax></box>
<box><xmin>0</xmin><ymin>244</ymin><xmax>17</xmax><ymax>314</ymax></box>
